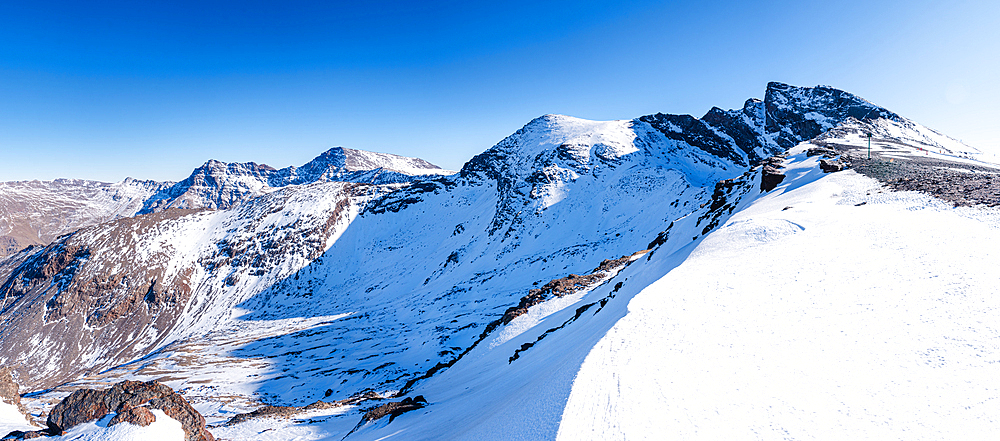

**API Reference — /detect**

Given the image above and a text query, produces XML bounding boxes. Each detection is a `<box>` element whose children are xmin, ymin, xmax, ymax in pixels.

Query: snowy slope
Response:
<box><xmin>332</xmin><ymin>142</ymin><xmax>1000</xmax><ymax>441</ymax></box>
<box><xmin>5</xmin><ymin>82</ymin><xmax>996</xmax><ymax>440</ymax></box>
<box><xmin>557</xmin><ymin>145</ymin><xmax>1000</xmax><ymax>440</ymax></box>
<box><xmin>0</xmin><ymin>399</ymin><xmax>33</xmax><ymax>436</ymax></box>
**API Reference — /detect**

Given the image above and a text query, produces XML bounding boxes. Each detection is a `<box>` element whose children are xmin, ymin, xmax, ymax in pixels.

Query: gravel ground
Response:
<box><xmin>814</xmin><ymin>141</ymin><xmax>1000</xmax><ymax>207</ymax></box>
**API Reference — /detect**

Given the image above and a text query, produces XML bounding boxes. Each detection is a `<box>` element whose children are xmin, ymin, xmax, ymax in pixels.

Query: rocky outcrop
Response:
<box><xmin>225</xmin><ymin>390</ymin><xmax>383</xmax><ymax>426</ymax></box>
<box><xmin>361</xmin><ymin>395</ymin><xmax>427</xmax><ymax>424</ymax></box>
<box><xmin>819</xmin><ymin>158</ymin><xmax>846</xmax><ymax>173</ymax></box>
<box><xmin>0</xmin><ymin>367</ymin><xmax>28</xmax><ymax>421</ymax></box>
<box><xmin>45</xmin><ymin>380</ymin><xmax>212</xmax><ymax>441</ymax></box>
<box><xmin>760</xmin><ymin>156</ymin><xmax>787</xmax><ymax>192</ymax></box>
<box><xmin>108</xmin><ymin>403</ymin><xmax>156</xmax><ymax>427</ymax></box>
<box><xmin>501</xmin><ymin>255</ymin><xmax>632</xmax><ymax>325</ymax></box>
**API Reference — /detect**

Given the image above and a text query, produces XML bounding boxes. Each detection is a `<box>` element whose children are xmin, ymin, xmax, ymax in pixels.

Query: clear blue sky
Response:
<box><xmin>2</xmin><ymin>0</ymin><xmax>998</xmax><ymax>182</ymax></box>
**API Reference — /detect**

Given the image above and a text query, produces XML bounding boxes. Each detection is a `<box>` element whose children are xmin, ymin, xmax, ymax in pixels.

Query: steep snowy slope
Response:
<box><xmin>556</xmin><ymin>146</ymin><xmax>1000</xmax><ymax>440</ymax></box>
<box><xmin>314</xmin><ymin>140</ymin><xmax>1000</xmax><ymax>441</ymax></box>
<box><xmin>3</xmin><ymin>82</ymin><xmax>990</xmax><ymax>440</ymax></box>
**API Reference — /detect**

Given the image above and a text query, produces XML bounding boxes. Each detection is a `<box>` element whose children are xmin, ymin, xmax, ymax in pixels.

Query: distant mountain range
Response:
<box><xmin>0</xmin><ymin>147</ymin><xmax>453</xmax><ymax>257</ymax></box>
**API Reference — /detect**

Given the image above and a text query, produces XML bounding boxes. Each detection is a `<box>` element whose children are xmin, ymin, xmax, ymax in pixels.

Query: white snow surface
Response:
<box><xmin>329</xmin><ymin>143</ymin><xmax>1000</xmax><ymax>441</ymax></box>
<box><xmin>0</xmin><ymin>399</ymin><xmax>33</xmax><ymax>435</ymax></box>
<box><xmin>557</xmin><ymin>146</ymin><xmax>1000</xmax><ymax>440</ymax></box>
<box><xmin>52</xmin><ymin>409</ymin><xmax>185</xmax><ymax>441</ymax></box>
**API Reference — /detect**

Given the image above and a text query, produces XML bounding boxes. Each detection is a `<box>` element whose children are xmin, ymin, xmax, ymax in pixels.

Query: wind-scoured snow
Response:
<box><xmin>557</xmin><ymin>145</ymin><xmax>1000</xmax><ymax>440</ymax></box>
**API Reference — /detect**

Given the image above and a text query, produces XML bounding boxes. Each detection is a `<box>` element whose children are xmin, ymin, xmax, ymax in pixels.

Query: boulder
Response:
<box><xmin>820</xmin><ymin>158</ymin><xmax>845</xmax><ymax>173</ymax></box>
<box><xmin>806</xmin><ymin>146</ymin><xmax>837</xmax><ymax>157</ymax></box>
<box><xmin>45</xmin><ymin>380</ymin><xmax>212</xmax><ymax>441</ymax></box>
<box><xmin>108</xmin><ymin>403</ymin><xmax>156</xmax><ymax>427</ymax></box>
<box><xmin>760</xmin><ymin>165</ymin><xmax>785</xmax><ymax>192</ymax></box>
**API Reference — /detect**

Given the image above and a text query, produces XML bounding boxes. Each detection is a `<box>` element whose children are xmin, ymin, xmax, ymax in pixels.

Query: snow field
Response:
<box><xmin>51</xmin><ymin>409</ymin><xmax>185</xmax><ymax>441</ymax></box>
<box><xmin>558</xmin><ymin>153</ymin><xmax>1000</xmax><ymax>440</ymax></box>
<box><xmin>0</xmin><ymin>399</ymin><xmax>33</xmax><ymax>435</ymax></box>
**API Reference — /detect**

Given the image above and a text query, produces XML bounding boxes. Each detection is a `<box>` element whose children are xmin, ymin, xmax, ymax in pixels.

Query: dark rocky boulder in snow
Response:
<box><xmin>820</xmin><ymin>158</ymin><xmax>846</xmax><ymax>173</ymax></box>
<box><xmin>759</xmin><ymin>156</ymin><xmax>787</xmax><ymax>192</ymax></box>
<box><xmin>761</xmin><ymin>166</ymin><xmax>785</xmax><ymax>192</ymax></box>
<box><xmin>45</xmin><ymin>380</ymin><xmax>213</xmax><ymax>441</ymax></box>
<box><xmin>108</xmin><ymin>402</ymin><xmax>157</xmax><ymax>427</ymax></box>
<box><xmin>806</xmin><ymin>146</ymin><xmax>838</xmax><ymax>157</ymax></box>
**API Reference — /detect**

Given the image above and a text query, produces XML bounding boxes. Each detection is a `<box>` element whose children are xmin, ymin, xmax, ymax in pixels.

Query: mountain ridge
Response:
<box><xmin>2</xmin><ymin>82</ymin><xmax>997</xmax><ymax>441</ymax></box>
<box><xmin>0</xmin><ymin>147</ymin><xmax>453</xmax><ymax>258</ymax></box>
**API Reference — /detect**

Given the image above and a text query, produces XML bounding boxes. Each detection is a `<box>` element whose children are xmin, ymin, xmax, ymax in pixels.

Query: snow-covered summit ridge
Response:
<box><xmin>458</xmin><ymin>82</ymin><xmax>913</xmax><ymax>191</ymax></box>
<box><xmin>140</xmin><ymin>147</ymin><xmax>454</xmax><ymax>213</ymax></box>
<box><xmin>0</xmin><ymin>147</ymin><xmax>451</xmax><ymax>257</ymax></box>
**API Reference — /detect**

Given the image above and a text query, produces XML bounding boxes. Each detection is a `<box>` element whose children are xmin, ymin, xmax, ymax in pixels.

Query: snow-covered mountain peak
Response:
<box><xmin>763</xmin><ymin>81</ymin><xmax>900</xmax><ymax>148</ymax></box>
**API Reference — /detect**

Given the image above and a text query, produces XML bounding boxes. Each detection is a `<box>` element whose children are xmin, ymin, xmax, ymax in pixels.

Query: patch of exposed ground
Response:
<box><xmin>814</xmin><ymin>141</ymin><xmax>1000</xmax><ymax>207</ymax></box>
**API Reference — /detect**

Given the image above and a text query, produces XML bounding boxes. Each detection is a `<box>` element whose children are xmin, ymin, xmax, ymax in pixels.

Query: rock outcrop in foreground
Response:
<box><xmin>7</xmin><ymin>380</ymin><xmax>211</xmax><ymax>441</ymax></box>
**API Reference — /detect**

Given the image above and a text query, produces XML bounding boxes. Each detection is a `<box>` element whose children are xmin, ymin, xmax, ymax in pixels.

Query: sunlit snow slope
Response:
<box><xmin>3</xmin><ymin>82</ymin><xmax>994</xmax><ymax>441</ymax></box>
<box><xmin>341</xmin><ymin>142</ymin><xmax>1000</xmax><ymax>441</ymax></box>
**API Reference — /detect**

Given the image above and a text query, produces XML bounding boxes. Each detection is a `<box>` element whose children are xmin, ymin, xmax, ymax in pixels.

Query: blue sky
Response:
<box><xmin>1</xmin><ymin>0</ymin><xmax>997</xmax><ymax>182</ymax></box>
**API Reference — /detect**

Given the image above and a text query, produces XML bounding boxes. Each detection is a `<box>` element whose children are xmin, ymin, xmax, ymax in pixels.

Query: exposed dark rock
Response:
<box><xmin>764</xmin><ymin>82</ymin><xmax>899</xmax><ymax>150</ymax></box>
<box><xmin>361</xmin><ymin>396</ymin><xmax>427</xmax><ymax>424</ymax></box>
<box><xmin>819</xmin><ymin>158</ymin><xmax>845</xmax><ymax>173</ymax></box>
<box><xmin>806</xmin><ymin>147</ymin><xmax>838</xmax><ymax>157</ymax></box>
<box><xmin>761</xmin><ymin>166</ymin><xmax>786</xmax><ymax>192</ymax></box>
<box><xmin>639</xmin><ymin>113</ymin><xmax>748</xmax><ymax>166</ymax></box>
<box><xmin>2</xmin><ymin>429</ymin><xmax>58</xmax><ymax>440</ymax></box>
<box><xmin>108</xmin><ymin>403</ymin><xmax>156</xmax><ymax>427</ymax></box>
<box><xmin>224</xmin><ymin>405</ymin><xmax>298</xmax><ymax>426</ymax></box>
<box><xmin>45</xmin><ymin>380</ymin><xmax>212</xmax><ymax>441</ymax></box>
<box><xmin>226</xmin><ymin>390</ymin><xmax>384</xmax><ymax>426</ymax></box>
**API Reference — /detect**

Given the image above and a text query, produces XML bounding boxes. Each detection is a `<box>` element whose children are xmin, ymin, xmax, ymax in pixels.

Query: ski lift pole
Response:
<box><xmin>866</xmin><ymin>132</ymin><xmax>872</xmax><ymax>159</ymax></box>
